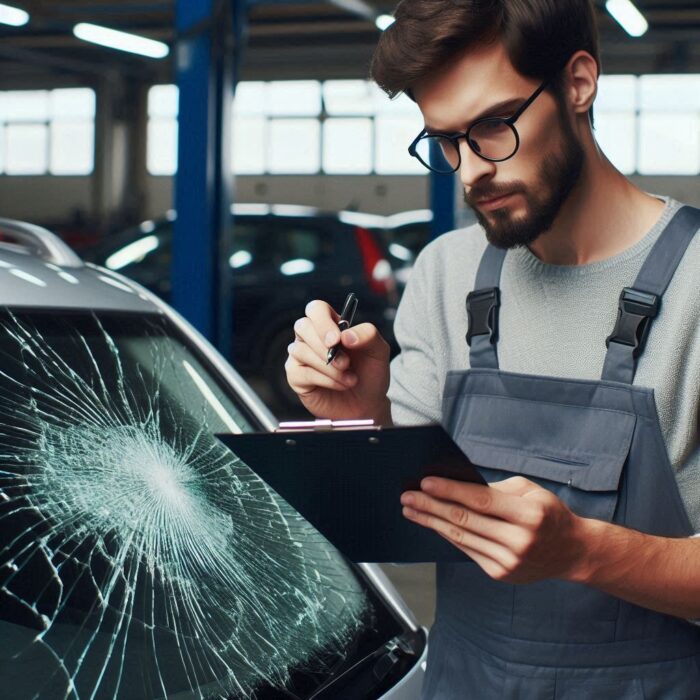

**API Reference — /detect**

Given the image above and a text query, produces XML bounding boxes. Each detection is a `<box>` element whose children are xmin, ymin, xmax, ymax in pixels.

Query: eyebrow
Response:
<box><xmin>424</xmin><ymin>97</ymin><xmax>525</xmax><ymax>134</ymax></box>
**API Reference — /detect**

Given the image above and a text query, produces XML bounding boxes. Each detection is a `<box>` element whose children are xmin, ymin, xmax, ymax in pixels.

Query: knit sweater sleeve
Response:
<box><xmin>387</xmin><ymin>244</ymin><xmax>443</xmax><ymax>426</ymax></box>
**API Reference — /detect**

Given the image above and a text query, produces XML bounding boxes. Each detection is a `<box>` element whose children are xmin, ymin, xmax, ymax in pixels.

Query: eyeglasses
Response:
<box><xmin>408</xmin><ymin>79</ymin><xmax>550</xmax><ymax>174</ymax></box>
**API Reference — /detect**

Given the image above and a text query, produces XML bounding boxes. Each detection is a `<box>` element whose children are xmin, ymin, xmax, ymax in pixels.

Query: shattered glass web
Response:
<box><xmin>0</xmin><ymin>312</ymin><xmax>370</xmax><ymax>699</ymax></box>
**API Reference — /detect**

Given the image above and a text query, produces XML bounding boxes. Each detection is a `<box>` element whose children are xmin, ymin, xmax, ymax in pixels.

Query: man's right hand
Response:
<box><xmin>285</xmin><ymin>299</ymin><xmax>392</xmax><ymax>423</ymax></box>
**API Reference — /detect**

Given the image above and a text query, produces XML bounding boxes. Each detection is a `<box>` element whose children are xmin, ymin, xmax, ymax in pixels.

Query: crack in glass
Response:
<box><xmin>0</xmin><ymin>312</ymin><xmax>370</xmax><ymax>699</ymax></box>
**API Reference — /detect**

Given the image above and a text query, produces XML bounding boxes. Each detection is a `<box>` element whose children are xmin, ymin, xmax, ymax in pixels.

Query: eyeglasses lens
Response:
<box><xmin>468</xmin><ymin>119</ymin><xmax>517</xmax><ymax>161</ymax></box>
<box><xmin>413</xmin><ymin>135</ymin><xmax>460</xmax><ymax>174</ymax></box>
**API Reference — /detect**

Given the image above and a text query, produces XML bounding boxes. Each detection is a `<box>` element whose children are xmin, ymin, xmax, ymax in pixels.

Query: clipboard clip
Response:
<box><xmin>275</xmin><ymin>419</ymin><xmax>378</xmax><ymax>432</ymax></box>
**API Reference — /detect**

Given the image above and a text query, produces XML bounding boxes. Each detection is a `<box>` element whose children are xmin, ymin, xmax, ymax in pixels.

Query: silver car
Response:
<box><xmin>0</xmin><ymin>219</ymin><xmax>427</xmax><ymax>699</ymax></box>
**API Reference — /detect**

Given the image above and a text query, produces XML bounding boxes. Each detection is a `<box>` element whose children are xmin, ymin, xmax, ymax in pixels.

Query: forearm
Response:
<box><xmin>571</xmin><ymin>517</ymin><xmax>700</xmax><ymax>619</ymax></box>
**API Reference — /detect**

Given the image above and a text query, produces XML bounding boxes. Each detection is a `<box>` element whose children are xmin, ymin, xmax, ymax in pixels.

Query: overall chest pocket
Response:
<box><xmin>447</xmin><ymin>393</ymin><xmax>637</xmax><ymax>523</ymax></box>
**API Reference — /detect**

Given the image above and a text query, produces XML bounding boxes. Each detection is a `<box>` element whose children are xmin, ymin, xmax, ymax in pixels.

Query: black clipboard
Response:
<box><xmin>216</xmin><ymin>424</ymin><xmax>486</xmax><ymax>563</ymax></box>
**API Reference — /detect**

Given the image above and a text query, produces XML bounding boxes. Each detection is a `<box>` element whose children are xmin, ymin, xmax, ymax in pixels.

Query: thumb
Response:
<box><xmin>340</xmin><ymin>323</ymin><xmax>390</xmax><ymax>362</ymax></box>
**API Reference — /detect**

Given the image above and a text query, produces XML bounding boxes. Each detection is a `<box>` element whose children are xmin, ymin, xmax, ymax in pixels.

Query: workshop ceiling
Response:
<box><xmin>1</xmin><ymin>0</ymin><xmax>700</xmax><ymax>88</ymax></box>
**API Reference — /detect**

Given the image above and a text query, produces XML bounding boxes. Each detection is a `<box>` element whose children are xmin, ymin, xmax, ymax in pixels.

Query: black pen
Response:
<box><xmin>326</xmin><ymin>292</ymin><xmax>358</xmax><ymax>365</ymax></box>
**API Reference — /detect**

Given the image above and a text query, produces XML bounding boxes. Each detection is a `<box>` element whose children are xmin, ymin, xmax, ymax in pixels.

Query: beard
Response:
<box><xmin>465</xmin><ymin>110</ymin><xmax>584</xmax><ymax>250</ymax></box>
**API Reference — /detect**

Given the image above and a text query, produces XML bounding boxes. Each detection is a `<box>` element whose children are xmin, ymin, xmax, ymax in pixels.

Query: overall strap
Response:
<box><xmin>467</xmin><ymin>244</ymin><xmax>507</xmax><ymax>369</ymax></box>
<box><xmin>602</xmin><ymin>206</ymin><xmax>700</xmax><ymax>384</ymax></box>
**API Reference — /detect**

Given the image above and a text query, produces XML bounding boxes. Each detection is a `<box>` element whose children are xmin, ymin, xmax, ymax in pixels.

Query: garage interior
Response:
<box><xmin>1</xmin><ymin>0</ymin><xmax>699</xmax><ymax>632</ymax></box>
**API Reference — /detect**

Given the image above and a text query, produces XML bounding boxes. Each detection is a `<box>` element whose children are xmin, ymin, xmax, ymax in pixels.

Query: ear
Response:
<box><xmin>563</xmin><ymin>50</ymin><xmax>598</xmax><ymax>117</ymax></box>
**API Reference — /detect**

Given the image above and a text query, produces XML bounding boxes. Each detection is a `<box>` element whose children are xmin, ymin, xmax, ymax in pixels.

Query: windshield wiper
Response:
<box><xmin>307</xmin><ymin>630</ymin><xmax>423</xmax><ymax>700</ymax></box>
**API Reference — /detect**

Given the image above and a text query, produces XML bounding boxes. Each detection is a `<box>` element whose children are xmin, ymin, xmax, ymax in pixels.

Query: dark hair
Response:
<box><xmin>371</xmin><ymin>0</ymin><xmax>600</xmax><ymax>121</ymax></box>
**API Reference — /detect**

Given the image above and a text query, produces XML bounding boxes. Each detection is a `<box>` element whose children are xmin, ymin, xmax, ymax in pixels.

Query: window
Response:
<box><xmin>375</xmin><ymin>115</ymin><xmax>425</xmax><ymax>175</ymax></box>
<box><xmin>324</xmin><ymin>80</ymin><xmax>374</xmax><ymax>116</ymax></box>
<box><xmin>637</xmin><ymin>75</ymin><xmax>700</xmax><ymax>175</ymax></box>
<box><xmin>638</xmin><ymin>114</ymin><xmax>700</xmax><ymax>175</ymax></box>
<box><xmin>147</xmin><ymin>84</ymin><xmax>178</xmax><ymax>176</ymax></box>
<box><xmin>594</xmin><ymin>74</ymin><xmax>700</xmax><ymax>176</ymax></box>
<box><xmin>0</xmin><ymin>88</ymin><xmax>95</xmax><ymax>175</ymax></box>
<box><xmin>323</xmin><ymin>118</ymin><xmax>373</xmax><ymax>174</ymax></box>
<box><xmin>268</xmin><ymin>118</ymin><xmax>320</xmax><ymax>174</ymax></box>
<box><xmin>147</xmin><ymin>75</ymin><xmax>700</xmax><ymax>177</ymax></box>
<box><xmin>267</xmin><ymin>80</ymin><xmax>321</xmax><ymax>116</ymax></box>
<box><xmin>594</xmin><ymin>75</ymin><xmax>637</xmax><ymax>175</ymax></box>
<box><xmin>147</xmin><ymin>80</ymin><xmax>424</xmax><ymax>176</ymax></box>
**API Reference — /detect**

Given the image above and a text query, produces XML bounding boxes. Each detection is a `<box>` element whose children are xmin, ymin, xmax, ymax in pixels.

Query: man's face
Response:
<box><xmin>413</xmin><ymin>42</ymin><xmax>585</xmax><ymax>249</ymax></box>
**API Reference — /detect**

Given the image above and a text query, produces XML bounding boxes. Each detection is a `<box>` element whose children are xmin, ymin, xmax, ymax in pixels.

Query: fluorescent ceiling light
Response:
<box><xmin>73</xmin><ymin>22</ymin><xmax>169</xmax><ymax>59</ymax></box>
<box><xmin>0</xmin><ymin>3</ymin><xmax>29</xmax><ymax>26</ymax></box>
<box><xmin>375</xmin><ymin>14</ymin><xmax>395</xmax><ymax>31</ymax></box>
<box><xmin>605</xmin><ymin>0</ymin><xmax>648</xmax><ymax>38</ymax></box>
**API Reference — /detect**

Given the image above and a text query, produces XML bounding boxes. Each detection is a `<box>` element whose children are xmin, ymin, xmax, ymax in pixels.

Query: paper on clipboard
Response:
<box><xmin>217</xmin><ymin>423</ymin><xmax>486</xmax><ymax>563</ymax></box>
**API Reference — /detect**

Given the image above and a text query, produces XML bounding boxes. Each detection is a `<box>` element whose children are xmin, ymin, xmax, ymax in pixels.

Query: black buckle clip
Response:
<box><xmin>466</xmin><ymin>287</ymin><xmax>500</xmax><ymax>347</ymax></box>
<box><xmin>605</xmin><ymin>287</ymin><xmax>659</xmax><ymax>358</ymax></box>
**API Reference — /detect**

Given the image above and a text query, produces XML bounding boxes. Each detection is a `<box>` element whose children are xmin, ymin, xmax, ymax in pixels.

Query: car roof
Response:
<box><xmin>130</xmin><ymin>204</ymin><xmax>389</xmax><ymax>235</ymax></box>
<box><xmin>0</xmin><ymin>222</ymin><xmax>158</xmax><ymax>314</ymax></box>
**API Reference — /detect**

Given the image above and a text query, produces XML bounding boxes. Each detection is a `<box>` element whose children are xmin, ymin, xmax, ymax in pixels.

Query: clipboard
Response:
<box><xmin>216</xmin><ymin>423</ymin><xmax>486</xmax><ymax>563</ymax></box>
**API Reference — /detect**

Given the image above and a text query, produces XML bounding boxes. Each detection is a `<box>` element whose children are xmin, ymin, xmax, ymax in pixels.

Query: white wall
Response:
<box><xmin>0</xmin><ymin>177</ymin><xmax>93</xmax><ymax>222</ymax></box>
<box><xmin>145</xmin><ymin>175</ymin><xmax>431</xmax><ymax>219</ymax></box>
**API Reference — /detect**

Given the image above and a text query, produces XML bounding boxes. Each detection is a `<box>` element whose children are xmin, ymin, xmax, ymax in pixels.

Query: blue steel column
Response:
<box><xmin>174</xmin><ymin>0</ymin><xmax>246</xmax><ymax>356</ymax></box>
<box><xmin>429</xmin><ymin>142</ymin><xmax>457</xmax><ymax>239</ymax></box>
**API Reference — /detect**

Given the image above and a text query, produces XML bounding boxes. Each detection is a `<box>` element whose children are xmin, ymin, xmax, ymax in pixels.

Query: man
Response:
<box><xmin>285</xmin><ymin>1</ymin><xmax>700</xmax><ymax>697</ymax></box>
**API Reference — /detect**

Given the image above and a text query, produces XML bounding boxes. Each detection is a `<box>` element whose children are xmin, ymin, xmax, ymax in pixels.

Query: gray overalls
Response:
<box><xmin>423</xmin><ymin>206</ymin><xmax>700</xmax><ymax>699</ymax></box>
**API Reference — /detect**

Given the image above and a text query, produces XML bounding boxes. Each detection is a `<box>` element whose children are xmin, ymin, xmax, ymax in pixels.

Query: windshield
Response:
<box><xmin>0</xmin><ymin>310</ymin><xmax>399</xmax><ymax>699</ymax></box>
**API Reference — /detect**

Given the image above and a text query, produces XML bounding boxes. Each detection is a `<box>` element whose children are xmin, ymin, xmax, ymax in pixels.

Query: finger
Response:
<box><xmin>433</xmin><ymin>531</ymin><xmax>510</xmax><ymax>581</ymax></box>
<box><xmin>293</xmin><ymin>316</ymin><xmax>330</xmax><ymax>359</ymax></box>
<box><xmin>287</xmin><ymin>341</ymin><xmax>356</xmax><ymax>386</ymax></box>
<box><xmin>285</xmin><ymin>356</ymin><xmax>353</xmax><ymax>393</ymax></box>
<box><xmin>420</xmin><ymin>477</ymin><xmax>538</xmax><ymax>526</ymax></box>
<box><xmin>292</xmin><ymin>318</ymin><xmax>350</xmax><ymax>371</ymax></box>
<box><xmin>402</xmin><ymin>506</ymin><xmax>517</xmax><ymax>570</ymax></box>
<box><xmin>339</xmin><ymin>323</ymin><xmax>390</xmax><ymax>362</ymax></box>
<box><xmin>401</xmin><ymin>490</ymin><xmax>523</xmax><ymax>545</ymax></box>
<box><xmin>305</xmin><ymin>300</ymin><xmax>342</xmax><ymax>349</ymax></box>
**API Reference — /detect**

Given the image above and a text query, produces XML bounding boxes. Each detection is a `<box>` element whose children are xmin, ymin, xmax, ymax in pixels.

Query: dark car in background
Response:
<box><xmin>340</xmin><ymin>210</ymin><xmax>435</xmax><ymax>290</ymax></box>
<box><xmin>382</xmin><ymin>210</ymin><xmax>434</xmax><ymax>260</ymax></box>
<box><xmin>0</xmin><ymin>218</ymin><xmax>427</xmax><ymax>699</ymax></box>
<box><xmin>84</xmin><ymin>205</ymin><xmax>399</xmax><ymax>410</ymax></box>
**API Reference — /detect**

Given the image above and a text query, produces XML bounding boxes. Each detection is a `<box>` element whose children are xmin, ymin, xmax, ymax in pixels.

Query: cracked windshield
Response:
<box><xmin>0</xmin><ymin>310</ymin><xmax>379</xmax><ymax>699</ymax></box>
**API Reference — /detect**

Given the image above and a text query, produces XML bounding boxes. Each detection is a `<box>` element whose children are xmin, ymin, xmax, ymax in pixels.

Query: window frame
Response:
<box><xmin>0</xmin><ymin>87</ymin><xmax>96</xmax><ymax>177</ymax></box>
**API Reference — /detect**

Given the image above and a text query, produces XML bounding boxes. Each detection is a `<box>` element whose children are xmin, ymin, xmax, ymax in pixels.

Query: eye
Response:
<box><xmin>483</xmin><ymin>122</ymin><xmax>501</xmax><ymax>131</ymax></box>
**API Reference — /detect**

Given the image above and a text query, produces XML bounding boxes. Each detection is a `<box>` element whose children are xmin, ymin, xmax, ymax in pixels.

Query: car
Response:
<box><xmin>382</xmin><ymin>210</ymin><xmax>434</xmax><ymax>261</ymax></box>
<box><xmin>338</xmin><ymin>210</ymin><xmax>437</xmax><ymax>289</ymax></box>
<box><xmin>379</xmin><ymin>210</ymin><xmax>483</xmax><ymax>288</ymax></box>
<box><xmin>83</xmin><ymin>205</ymin><xmax>400</xmax><ymax>410</ymax></box>
<box><xmin>0</xmin><ymin>218</ymin><xmax>427</xmax><ymax>699</ymax></box>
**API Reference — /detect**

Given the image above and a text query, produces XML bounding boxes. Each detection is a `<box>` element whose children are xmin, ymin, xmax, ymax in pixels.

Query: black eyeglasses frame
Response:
<box><xmin>408</xmin><ymin>78</ymin><xmax>551</xmax><ymax>174</ymax></box>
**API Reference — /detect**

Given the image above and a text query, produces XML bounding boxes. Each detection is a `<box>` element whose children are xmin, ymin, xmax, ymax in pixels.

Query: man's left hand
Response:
<box><xmin>401</xmin><ymin>476</ymin><xmax>588</xmax><ymax>584</ymax></box>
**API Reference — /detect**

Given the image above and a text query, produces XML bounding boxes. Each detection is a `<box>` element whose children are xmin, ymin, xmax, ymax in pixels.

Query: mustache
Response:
<box><xmin>465</xmin><ymin>182</ymin><xmax>525</xmax><ymax>207</ymax></box>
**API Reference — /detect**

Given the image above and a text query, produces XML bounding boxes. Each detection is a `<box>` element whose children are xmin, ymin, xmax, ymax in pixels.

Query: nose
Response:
<box><xmin>456</xmin><ymin>138</ymin><xmax>496</xmax><ymax>189</ymax></box>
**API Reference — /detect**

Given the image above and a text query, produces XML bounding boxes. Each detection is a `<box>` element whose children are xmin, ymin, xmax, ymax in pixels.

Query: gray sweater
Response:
<box><xmin>388</xmin><ymin>197</ymin><xmax>700</xmax><ymax>531</ymax></box>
